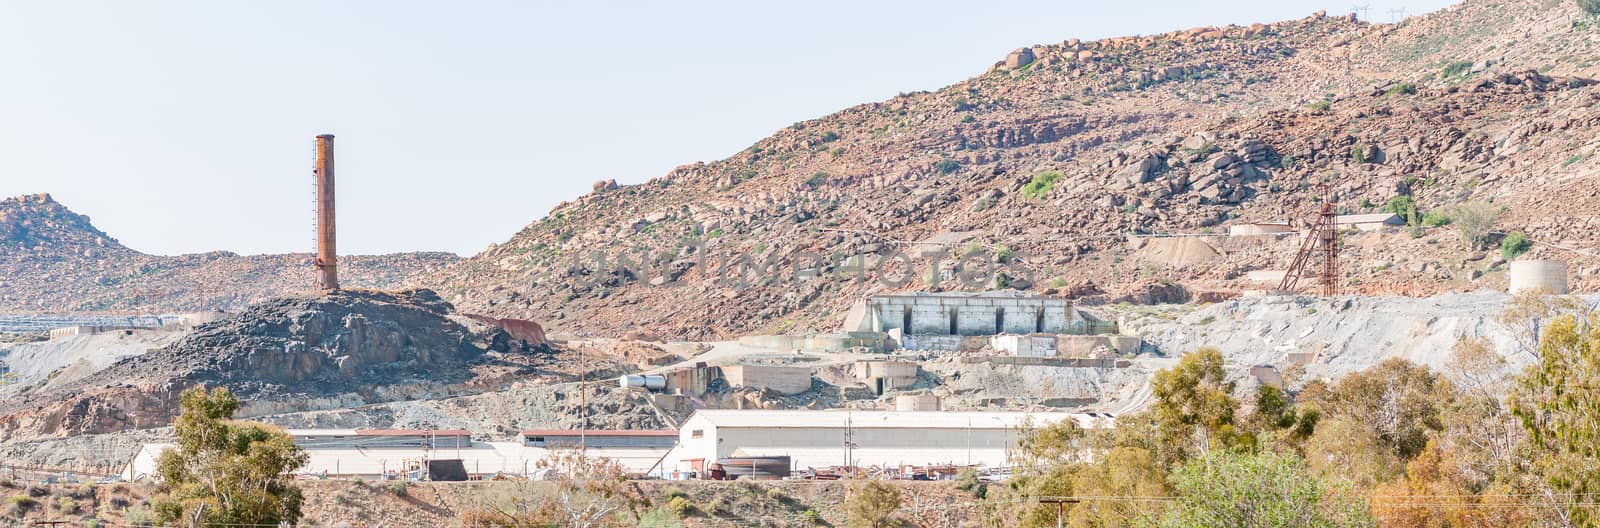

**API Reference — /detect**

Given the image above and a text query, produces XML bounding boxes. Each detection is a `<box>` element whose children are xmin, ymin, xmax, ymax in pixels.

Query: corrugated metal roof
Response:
<box><xmin>687</xmin><ymin>410</ymin><xmax>1111</xmax><ymax>430</ymax></box>
<box><xmin>356</xmin><ymin>429</ymin><xmax>472</xmax><ymax>437</ymax></box>
<box><xmin>521</xmin><ymin>429</ymin><xmax>676</xmax><ymax>437</ymax></box>
<box><xmin>286</xmin><ymin>429</ymin><xmax>473</xmax><ymax>437</ymax></box>
<box><xmin>125</xmin><ymin>442</ymin><xmax>673</xmax><ymax>479</ymax></box>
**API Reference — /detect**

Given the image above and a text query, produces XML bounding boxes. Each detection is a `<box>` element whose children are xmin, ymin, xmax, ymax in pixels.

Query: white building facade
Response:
<box><xmin>663</xmin><ymin>410</ymin><xmax>1110</xmax><ymax>475</ymax></box>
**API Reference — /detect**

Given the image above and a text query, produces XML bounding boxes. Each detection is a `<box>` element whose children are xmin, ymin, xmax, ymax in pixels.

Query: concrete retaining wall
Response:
<box><xmin>867</xmin><ymin>294</ymin><xmax>1084</xmax><ymax>336</ymax></box>
<box><xmin>720</xmin><ymin>365</ymin><xmax>813</xmax><ymax>395</ymax></box>
<box><xmin>1057</xmin><ymin>335</ymin><xmax>1142</xmax><ymax>357</ymax></box>
<box><xmin>899</xmin><ymin>334</ymin><xmax>989</xmax><ymax>352</ymax></box>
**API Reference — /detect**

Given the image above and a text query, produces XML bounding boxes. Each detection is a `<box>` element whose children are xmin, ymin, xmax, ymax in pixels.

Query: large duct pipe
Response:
<box><xmin>314</xmin><ymin>134</ymin><xmax>339</xmax><ymax>291</ymax></box>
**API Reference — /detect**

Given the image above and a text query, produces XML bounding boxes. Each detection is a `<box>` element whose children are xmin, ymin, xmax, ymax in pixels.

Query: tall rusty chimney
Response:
<box><xmin>314</xmin><ymin>134</ymin><xmax>339</xmax><ymax>291</ymax></box>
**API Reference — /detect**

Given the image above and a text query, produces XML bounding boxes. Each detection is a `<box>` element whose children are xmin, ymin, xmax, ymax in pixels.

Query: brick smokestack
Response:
<box><xmin>314</xmin><ymin>134</ymin><xmax>339</xmax><ymax>291</ymax></box>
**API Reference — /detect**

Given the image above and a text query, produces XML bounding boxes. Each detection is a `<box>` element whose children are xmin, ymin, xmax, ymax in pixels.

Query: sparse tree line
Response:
<box><xmin>970</xmin><ymin>290</ymin><xmax>1600</xmax><ymax>528</ymax></box>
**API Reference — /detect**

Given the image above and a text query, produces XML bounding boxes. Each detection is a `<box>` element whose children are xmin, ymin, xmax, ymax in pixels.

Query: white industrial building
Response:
<box><xmin>122</xmin><ymin>429</ymin><xmax>676</xmax><ymax>481</ymax></box>
<box><xmin>662</xmin><ymin>410</ymin><xmax>1111</xmax><ymax>475</ymax></box>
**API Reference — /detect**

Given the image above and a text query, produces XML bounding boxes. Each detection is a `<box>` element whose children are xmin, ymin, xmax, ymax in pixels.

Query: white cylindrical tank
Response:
<box><xmin>618</xmin><ymin>374</ymin><xmax>666</xmax><ymax>390</ymax></box>
<box><xmin>1509</xmin><ymin>260</ymin><xmax>1569</xmax><ymax>294</ymax></box>
<box><xmin>894</xmin><ymin>393</ymin><xmax>941</xmax><ymax>411</ymax></box>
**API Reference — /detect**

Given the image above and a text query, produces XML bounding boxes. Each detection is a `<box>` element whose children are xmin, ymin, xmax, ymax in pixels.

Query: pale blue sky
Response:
<box><xmin>0</xmin><ymin>1</ymin><xmax>1455</xmax><ymax>256</ymax></box>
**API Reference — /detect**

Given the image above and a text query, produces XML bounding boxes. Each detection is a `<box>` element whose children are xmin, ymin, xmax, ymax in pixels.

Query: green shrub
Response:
<box><xmin>1022</xmin><ymin>171</ymin><xmax>1064</xmax><ymax>199</ymax></box>
<box><xmin>1500</xmin><ymin>232</ymin><xmax>1532</xmax><ymax>260</ymax></box>
<box><xmin>7</xmin><ymin>495</ymin><xmax>35</xmax><ymax>511</ymax></box>
<box><xmin>1421</xmin><ymin>210</ymin><xmax>1454</xmax><ymax>227</ymax></box>
<box><xmin>1578</xmin><ymin>0</ymin><xmax>1600</xmax><ymax>16</ymax></box>
<box><xmin>1306</xmin><ymin>101</ymin><xmax>1331</xmax><ymax>111</ymax></box>
<box><xmin>955</xmin><ymin>468</ymin><xmax>987</xmax><ymax>499</ymax></box>
<box><xmin>667</xmin><ymin>496</ymin><xmax>695</xmax><ymax>517</ymax></box>
<box><xmin>1440</xmin><ymin>60</ymin><xmax>1473</xmax><ymax>80</ymax></box>
<box><xmin>1351</xmin><ymin>145</ymin><xmax>1367</xmax><ymax>164</ymax></box>
<box><xmin>385</xmin><ymin>481</ymin><xmax>408</xmax><ymax>497</ymax></box>
<box><xmin>640</xmin><ymin>508</ymin><xmax>685</xmax><ymax>528</ymax></box>
<box><xmin>803</xmin><ymin>508</ymin><xmax>824</xmax><ymax>524</ymax></box>
<box><xmin>1385</xmin><ymin>195</ymin><xmax>1420</xmax><ymax>225</ymax></box>
<box><xmin>805</xmin><ymin>172</ymin><xmax>829</xmax><ymax>188</ymax></box>
<box><xmin>54</xmin><ymin>496</ymin><xmax>78</xmax><ymax>514</ymax></box>
<box><xmin>70</xmin><ymin>483</ymin><xmax>96</xmax><ymax>500</ymax></box>
<box><xmin>820</xmin><ymin>131</ymin><xmax>840</xmax><ymax>142</ymax></box>
<box><xmin>765</xmin><ymin>486</ymin><xmax>787</xmax><ymax>501</ymax></box>
<box><xmin>1384</xmin><ymin>83</ymin><xmax>1417</xmax><ymax>96</ymax></box>
<box><xmin>935</xmin><ymin>158</ymin><xmax>959</xmax><ymax>174</ymax></box>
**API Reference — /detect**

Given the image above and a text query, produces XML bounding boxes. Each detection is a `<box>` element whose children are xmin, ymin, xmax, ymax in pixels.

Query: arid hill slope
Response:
<box><xmin>426</xmin><ymin>0</ymin><xmax>1600</xmax><ymax>339</ymax></box>
<box><xmin>0</xmin><ymin>193</ymin><xmax>460</xmax><ymax>313</ymax></box>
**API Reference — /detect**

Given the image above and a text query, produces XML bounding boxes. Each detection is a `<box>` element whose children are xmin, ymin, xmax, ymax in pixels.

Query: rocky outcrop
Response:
<box><xmin>0</xmin><ymin>289</ymin><xmax>548</xmax><ymax>438</ymax></box>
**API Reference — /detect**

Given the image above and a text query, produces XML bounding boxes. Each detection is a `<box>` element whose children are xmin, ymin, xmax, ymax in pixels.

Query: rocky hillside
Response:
<box><xmin>0</xmin><ymin>193</ymin><xmax>460</xmax><ymax>313</ymax></box>
<box><xmin>427</xmin><ymin>0</ymin><xmax>1600</xmax><ymax>340</ymax></box>
<box><xmin>0</xmin><ymin>289</ymin><xmax>556</xmax><ymax>439</ymax></box>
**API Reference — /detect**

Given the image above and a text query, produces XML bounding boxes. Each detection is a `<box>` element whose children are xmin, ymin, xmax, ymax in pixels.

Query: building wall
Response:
<box><xmin>1057</xmin><ymin>335</ymin><xmax>1142</xmax><ymax>357</ymax></box>
<box><xmin>894</xmin><ymin>394</ymin><xmax>940</xmax><ymax>411</ymax></box>
<box><xmin>720</xmin><ymin>365</ymin><xmax>812</xmax><ymax>395</ymax></box>
<box><xmin>1509</xmin><ymin>260</ymin><xmax>1569</xmax><ymax>294</ymax></box>
<box><xmin>1229</xmin><ymin>223</ymin><xmax>1294</xmax><ymax>236</ymax></box>
<box><xmin>675</xmin><ymin>425</ymin><xmax>1023</xmax><ymax>470</ymax></box>
<box><xmin>858</xmin><ymin>360</ymin><xmax>917</xmax><ymax>380</ymax></box>
<box><xmin>898</xmin><ymin>334</ymin><xmax>988</xmax><ymax>351</ymax></box>
<box><xmin>868</xmin><ymin>295</ymin><xmax>1081</xmax><ymax>336</ymax></box>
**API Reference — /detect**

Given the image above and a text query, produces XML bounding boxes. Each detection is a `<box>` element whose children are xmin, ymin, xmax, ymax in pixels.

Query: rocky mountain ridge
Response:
<box><xmin>425</xmin><ymin>0</ymin><xmax>1600</xmax><ymax>339</ymax></box>
<box><xmin>0</xmin><ymin>193</ymin><xmax>460</xmax><ymax>313</ymax></box>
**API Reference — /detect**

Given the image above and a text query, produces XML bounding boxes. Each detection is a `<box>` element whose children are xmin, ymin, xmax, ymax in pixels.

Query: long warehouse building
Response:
<box><xmin>663</xmin><ymin>410</ymin><xmax>1112</xmax><ymax>475</ymax></box>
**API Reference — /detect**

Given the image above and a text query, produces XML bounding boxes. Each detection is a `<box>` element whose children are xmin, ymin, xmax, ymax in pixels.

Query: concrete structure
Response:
<box><xmin>665</xmin><ymin>410</ymin><xmax>1111</xmax><ymax>473</ymax></box>
<box><xmin>894</xmin><ymin>393</ymin><xmax>941</xmax><ymax>411</ymax></box>
<box><xmin>898</xmin><ymin>334</ymin><xmax>992</xmax><ymax>352</ymax></box>
<box><xmin>1250</xmin><ymin>365</ymin><xmax>1284</xmax><ymax>389</ymax></box>
<box><xmin>1334</xmin><ymin>213</ymin><xmax>1404</xmax><ymax>231</ymax></box>
<box><xmin>856</xmin><ymin>360</ymin><xmax>918</xmax><ymax>394</ymax></box>
<box><xmin>1509</xmin><ymin>259</ymin><xmax>1569</xmax><ymax>294</ymax></box>
<box><xmin>719</xmin><ymin>365</ymin><xmax>813</xmax><ymax>395</ymax></box>
<box><xmin>48</xmin><ymin>326</ymin><xmax>146</xmax><ymax>339</ymax></box>
<box><xmin>1245</xmin><ymin>269</ymin><xmax>1290</xmax><ymax>283</ymax></box>
<box><xmin>2</xmin><ymin>315</ymin><xmax>177</xmax><ymax>334</ymax></box>
<box><xmin>1229</xmin><ymin>221</ymin><xmax>1295</xmax><ymax>236</ymax></box>
<box><xmin>738</xmin><ymin>332</ymin><xmax>890</xmax><ymax>353</ymax></box>
<box><xmin>1056</xmin><ymin>335</ymin><xmax>1142</xmax><ymax>358</ymax></box>
<box><xmin>991</xmin><ymin>334</ymin><xmax>1059</xmax><ymax>357</ymax></box>
<box><xmin>860</xmin><ymin>293</ymin><xmax>1092</xmax><ymax>337</ymax></box>
<box><xmin>659</xmin><ymin>363</ymin><xmax>718</xmax><ymax>395</ymax></box>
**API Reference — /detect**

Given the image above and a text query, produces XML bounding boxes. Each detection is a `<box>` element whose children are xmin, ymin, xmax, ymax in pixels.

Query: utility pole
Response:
<box><xmin>1039</xmin><ymin>497</ymin><xmax>1079</xmax><ymax>528</ymax></box>
<box><xmin>1350</xmin><ymin>4</ymin><xmax>1371</xmax><ymax>21</ymax></box>
<box><xmin>1388</xmin><ymin>7</ymin><xmax>1407</xmax><ymax>23</ymax></box>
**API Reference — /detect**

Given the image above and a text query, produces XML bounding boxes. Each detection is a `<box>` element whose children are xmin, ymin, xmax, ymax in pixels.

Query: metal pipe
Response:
<box><xmin>314</xmin><ymin>134</ymin><xmax>339</xmax><ymax>290</ymax></box>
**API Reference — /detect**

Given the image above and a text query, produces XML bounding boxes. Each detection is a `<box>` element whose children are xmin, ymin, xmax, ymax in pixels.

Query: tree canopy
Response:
<box><xmin>152</xmin><ymin>386</ymin><xmax>308</xmax><ymax>527</ymax></box>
